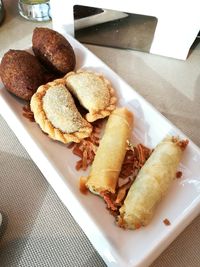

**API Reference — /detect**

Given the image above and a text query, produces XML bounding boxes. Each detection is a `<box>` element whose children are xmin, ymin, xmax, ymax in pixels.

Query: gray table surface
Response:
<box><xmin>0</xmin><ymin>1</ymin><xmax>200</xmax><ymax>266</ymax></box>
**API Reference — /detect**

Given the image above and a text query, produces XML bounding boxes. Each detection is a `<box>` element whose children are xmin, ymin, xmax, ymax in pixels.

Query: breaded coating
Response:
<box><xmin>32</xmin><ymin>27</ymin><xmax>76</xmax><ymax>75</ymax></box>
<box><xmin>0</xmin><ymin>49</ymin><xmax>46</xmax><ymax>100</ymax></box>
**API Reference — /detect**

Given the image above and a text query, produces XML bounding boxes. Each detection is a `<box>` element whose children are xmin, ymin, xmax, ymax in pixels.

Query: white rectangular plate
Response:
<box><xmin>0</xmin><ymin>33</ymin><xmax>200</xmax><ymax>267</ymax></box>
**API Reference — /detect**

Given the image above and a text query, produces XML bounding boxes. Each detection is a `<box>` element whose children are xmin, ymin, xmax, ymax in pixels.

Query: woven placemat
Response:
<box><xmin>0</xmin><ymin>115</ymin><xmax>106</xmax><ymax>267</ymax></box>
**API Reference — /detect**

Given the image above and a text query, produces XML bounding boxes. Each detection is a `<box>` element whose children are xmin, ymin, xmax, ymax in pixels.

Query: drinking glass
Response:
<box><xmin>0</xmin><ymin>0</ymin><xmax>5</xmax><ymax>25</ymax></box>
<box><xmin>18</xmin><ymin>0</ymin><xmax>51</xmax><ymax>22</ymax></box>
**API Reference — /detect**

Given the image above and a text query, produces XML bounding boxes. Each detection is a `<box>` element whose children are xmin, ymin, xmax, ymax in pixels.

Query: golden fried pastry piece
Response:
<box><xmin>118</xmin><ymin>136</ymin><xmax>188</xmax><ymax>229</ymax></box>
<box><xmin>30</xmin><ymin>79</ymin><xmax>92</xmax><ymax>143</ymax></box>
<box><xmin>86</xmin><ymin>108</ymin><xmax>133</xmax><ymax>195</ymax></box>
<box><xmin>65</xmin><ymin>70</ymin><xmax>117</xmax><ymax>122</ymax></box>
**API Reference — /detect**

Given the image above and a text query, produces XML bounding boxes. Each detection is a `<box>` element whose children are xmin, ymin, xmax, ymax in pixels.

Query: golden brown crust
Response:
<box><xmin>117</xmin><ymin>135</ymin><xmax>188</xmax><ymax>229</ymax></box>
<box><xmin>65</xmin><ymin>70</ymin><xmax>117</xmax><ymax>122</ymax></box>
<box><xmin>30</xmin><ymin>79</ymin><xmax>92</xmax><ymax>143</ymax></box>
<box><xmin>86</xmin><ymin>108</ymin><xmax>133</xmax><ymax>194</ymax></box>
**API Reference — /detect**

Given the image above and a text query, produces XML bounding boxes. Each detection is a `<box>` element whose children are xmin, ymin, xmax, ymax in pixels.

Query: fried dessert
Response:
<box><xmin>30</xmin><ymin>79</ymin><xmax>92</xmax><ymax>143</ymax></box>
<box><xmin>32</xmin><ymin>27</ymin><xmax>76</xmax><ymax>75</ymax></box>
<box><xmin>0</xmin><ymin>49</ymin><xmax>46</xmax><ymax>100</ymax></box>
<box><xmin>65</xmin><ymin>70</ymin><xmax>117</xmax><ymax>122</ymax></box>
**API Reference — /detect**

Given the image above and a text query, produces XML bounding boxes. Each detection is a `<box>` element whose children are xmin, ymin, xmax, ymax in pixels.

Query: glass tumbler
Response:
<box><xmin>0</xmin><ymin>0</ymin><xmax>5</xmax><ymax>25</ymax></box>
<box><xmin>18</xmin><ymin>0</ymin><xmax>51</xmax><ymax>22</ymax></box>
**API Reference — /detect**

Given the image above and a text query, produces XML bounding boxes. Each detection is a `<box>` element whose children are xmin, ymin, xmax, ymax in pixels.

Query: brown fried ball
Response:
<box><xmin>0</xmin><ymin>49</ymin><xmax>46</xmax><ymax>100</ymax></box>
<box><xmin>32</xmin><ymin>27</ymin><xmax>76</xmax><ymax>75</ymax></box>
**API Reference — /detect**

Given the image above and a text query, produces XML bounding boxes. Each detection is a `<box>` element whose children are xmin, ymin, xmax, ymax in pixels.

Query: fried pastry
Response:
<box><xmin>118</xmin><ymin>136</ymin><xmax>188</xmax><ymax>229</ymax></box>
<box><xmin>30</xmin><ymin>79</ymin><xmax>92</xmax><ymax>143</ymax></box>
<box><xmin>65</xmin><ymin>70</ymin><xmax>117</xmax><ymax>122</ymax></box>
<box><xmin>86</xmin><ymin>108</ymin><xmax>133</xmax><ymax>194</ymax></box>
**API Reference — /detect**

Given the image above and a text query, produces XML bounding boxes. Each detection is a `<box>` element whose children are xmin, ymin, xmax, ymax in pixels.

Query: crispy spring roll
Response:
<box><xmin>86</xmin><ymin>107</ymin><xmax>133</xmax><ymax>195</ymax></box>
<box><xmin>118</xmin><ymin>136</ymin><xmax>188</xmax><ymax>229</ymax></box>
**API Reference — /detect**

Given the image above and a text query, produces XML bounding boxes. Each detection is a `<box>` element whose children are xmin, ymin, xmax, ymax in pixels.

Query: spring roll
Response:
<box><xmin>118</xmin><ymin>136</ymin><xmax>188</xmax><ymax>229</ymax></box>
<box><xmin>86</xmin><ymin>107</ymin><xmax>133</xmax><ymax>195</ymax></box>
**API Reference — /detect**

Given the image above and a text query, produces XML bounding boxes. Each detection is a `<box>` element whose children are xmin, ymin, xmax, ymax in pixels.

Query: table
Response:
<box><xmin>0</xmin><ymin>1</ymin><xmax>200</xmax><ymax>266</ymax></box>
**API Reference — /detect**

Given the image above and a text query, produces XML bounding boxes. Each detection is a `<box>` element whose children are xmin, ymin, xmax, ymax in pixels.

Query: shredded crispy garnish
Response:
<box><xmin>68</xmin><ymin>121</ymin><xmax>102</xmax><ymax>170</ymax></box>
<box><xmin>116</xmin><ymin>216</ymin><xmax>124</xmax><ymax>228</ymax></box>
<box><xmin>178</xmin><ymin>139</ymin><xmax>189</xmax><ymax>151</ymax></box>
<box><xmin>163</xmin><ymin>218</ymin><xmax>171</xmax><ymax>226</ymax></box>
<box><xmin>176</xmin><ymin>171</ymin><xmax>182</xmax><ymax>179</ymax></box>
<box><xmin>101</xmin><ymin>191</ymin><xmax>117</xmax><ymax>211</ymax></box>
<box><xmin>115</xmin><ymin>180</ymin><xmax>133</xmax><ymax>204</ymax></box>
<box><xmin>134</xmin><ymin>223</ymin><xmax>142</xmax><ymax>229</ymax></box>
<box><xmin>22</xmin><ymin>103</ymin><xmax>35</xmax><ymax>122</ymax></box>
<box><xmin>79</xmin><ymin>176</ymin><xmax>88</xmax><ymax>194</ymax></box>
<box><xmin>172</xmin><ymin>136</ymin><xmax>189</xmax><ymax>151</ymax></box>
<box><xmin>100</xmin><ymin>143</ymin><xmax>152</xmax><ymax>217</ymax></box>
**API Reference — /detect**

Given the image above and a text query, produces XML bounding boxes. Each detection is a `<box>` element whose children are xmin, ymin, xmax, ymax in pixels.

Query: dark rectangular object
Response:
<box><xmin>74</xmin><ymin>5</ymin><xmax>158</xmax><ymax>52</ymax></box>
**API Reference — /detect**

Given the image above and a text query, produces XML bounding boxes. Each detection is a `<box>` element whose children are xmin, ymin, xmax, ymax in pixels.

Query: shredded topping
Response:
<box><xmin>100</xmin><ymin>142</ymin><xmax>152</xmax><ymax>217</ymax></box>
<box><xmin>163</xmin><ymin>218</ymin><xmax>171</xmax><ymax>226</ymax></box>
<box><xmin>176</xmin><ymin>171</ymin><xmax>182</xmax><ymax>178</ymax></box>
<box><xmin>79</xmin><ymin>176</ymin><xmax>88</xmax><ymax>194</ymax></box>
<box><xmin>172</xmin><ymin>136</ymin><xmax>189</xmax><ymax>151</ymax></box>
<box><xmin>67</xmin><ymin>121</ymin><xmax>102</xmax><ymax>170</ymax></box>
<box><xmin>22</xmin><ymin>103</ymin><xmax>35</xmax><ymax>122</ymax></box>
